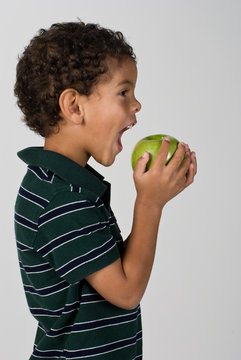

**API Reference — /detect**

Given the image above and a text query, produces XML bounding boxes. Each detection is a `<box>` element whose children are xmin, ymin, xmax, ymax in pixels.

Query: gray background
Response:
<box><xmin>1</xmin><ymin>0</ymin><xmax>241</xmax><ymax>359</ymax></box>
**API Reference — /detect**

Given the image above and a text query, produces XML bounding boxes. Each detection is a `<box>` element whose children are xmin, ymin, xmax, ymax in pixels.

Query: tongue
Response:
<box><xmin>118</xmin><ymin>133</ymin><xmax>123</xmax><ymax>149</ymax></box>
<box><xmin>118</xmin><ymin>129</ymin><xmax>126</xmax><ymax>150</ymax></box>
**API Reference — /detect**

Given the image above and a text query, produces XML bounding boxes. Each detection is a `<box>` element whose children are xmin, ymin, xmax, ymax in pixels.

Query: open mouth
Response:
<box><xmin>117</xmin><ymin>121</ymin><xmax>136</xmax><ymax>151</ymax></box>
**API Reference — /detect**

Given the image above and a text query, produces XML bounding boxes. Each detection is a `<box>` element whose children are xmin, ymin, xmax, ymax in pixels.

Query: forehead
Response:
<box><xmin>102</xmin><ymin>56</ymin><xmax>138</xmax><ymax>86</ymax></box>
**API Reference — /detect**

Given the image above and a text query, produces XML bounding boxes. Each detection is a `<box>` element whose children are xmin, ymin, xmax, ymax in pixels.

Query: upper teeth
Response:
<box><xmin>126</xmin><ymin>124</ymin><xmax>134</xmax><ymax>129</ymax></box>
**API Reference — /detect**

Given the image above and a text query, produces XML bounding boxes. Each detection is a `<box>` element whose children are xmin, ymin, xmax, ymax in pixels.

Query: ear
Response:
<box><xmin>59</xmin><ymin>89</ymin><xmax>85</xmax><ymax>124</ymax></box>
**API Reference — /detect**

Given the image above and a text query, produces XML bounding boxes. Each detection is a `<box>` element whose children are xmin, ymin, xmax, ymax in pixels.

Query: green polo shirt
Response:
<box><xmin>14</xmin><ymin>147</ymin><xmax>142</xmax><ymax>360</ymax></box>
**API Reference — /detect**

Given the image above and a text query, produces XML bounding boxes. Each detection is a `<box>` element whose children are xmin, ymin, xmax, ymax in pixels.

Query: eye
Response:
<box><xmin>119</xmin><ymin>89</ymin><xmax>129</xmax><ymax>97</ymax></box>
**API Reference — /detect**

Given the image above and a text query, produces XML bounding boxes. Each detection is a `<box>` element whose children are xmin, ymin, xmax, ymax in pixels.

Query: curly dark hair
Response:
<box><xmin>14</xmin><ymin>21</ymin><xmax>136</xmax><ymax>137</ymax></box>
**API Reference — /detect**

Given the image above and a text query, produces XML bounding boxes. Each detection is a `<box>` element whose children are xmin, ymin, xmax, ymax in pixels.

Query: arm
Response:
<box><xmin>86</xmin><ymin>139</ymin><xmax>197</xmax><ymax>309</ymax></box>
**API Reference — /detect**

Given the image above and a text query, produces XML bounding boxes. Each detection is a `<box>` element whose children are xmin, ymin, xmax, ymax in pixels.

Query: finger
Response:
<box><xmin>152</xmin><ymin>137</ymin><xmax>170</xmax><ymax>168</ymax></box>
<box><xmin>178</xmin><ymin>151</ymin><xmax>191</xmax><ymax>177</ymax></box>
<box><xmin>168</xmin><ymin>141</ymin><xmax>186</xmax><ymax>169</ymax></box>
<box><xmin>134</xmin><ymin>151</ymin><xmax>150</xmax><ymax>176</ymax></box>
<box><xmin>184</xmin><ymin>143</ymin><xmax>189</xmax><ymax>152</ymax></box>
<box><xmin>191</xmin><ymin>152</ymin><xmax>197</xmax><ymax>175</ymax></box>
<box><xmin>185</xmin><ymin>163</ymin><xmax>195</xmax><ymax>186</ymax></box>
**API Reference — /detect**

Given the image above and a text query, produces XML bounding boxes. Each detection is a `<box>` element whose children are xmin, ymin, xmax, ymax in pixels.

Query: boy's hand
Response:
<box><xmin>87</xmin><ymin>139</ymin><xmax>197</xmax><ymax>310</ymax></box>
<box><xmin>133</xmin><ymin>138</ymin><xmax>197</xmax><ymax>208</ymax></box>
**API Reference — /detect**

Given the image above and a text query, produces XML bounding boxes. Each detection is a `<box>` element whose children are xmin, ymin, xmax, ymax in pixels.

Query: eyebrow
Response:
<box><xmin>116</xmin><ymin>80</ymin><xmax>134</xmax><ymax>87</ymax></box>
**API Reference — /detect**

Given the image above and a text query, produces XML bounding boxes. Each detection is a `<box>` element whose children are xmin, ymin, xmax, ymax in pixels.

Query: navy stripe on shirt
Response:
<box><xmin>37</xmin><ymin>220</ymin><xmax>114</xmax><ymax>257</ymax></box>
<box><xmin>24</xmin><ymin>280</ymin><xmax>69</xmax><ymax>297</ymax></box>
<box><xmin>70</xmin><ymin>184</ymin><xmax>81</xmax><ymax>193</ymax></box>
<box><xmin>41</xmin><ymin>306</ymin><xmax>141</xmax><ymax>337</ymax></box>
<box><xmin>28</xmin><ymin>165</ymin><xmax>55</xmax><ymax>183</ymax></box>
<box><xmin>56</xmin><ymin>237</ymin><xmax>116</xmax><ymax>278</ymax></box>
<box><xmin>38</xmin><ymin>200</ymin><xmax>95</xmax><ymax>227</ymax></box>
<box><xmin>15</xmin><ymin>212</ymin><xmax>38</xmax><ymax>232</ymax></box>
<box><xmin>19</xmin><ymin>261</ymin><xmax>52</xmax><ymax>274</ymax></box>
<box><xmin>33</xmin><ymin>330</ymin><xmax>142</xmax><ymax>358</ymax></box>
<box><xmin>30</xmin><ymin>301</ymin><xmax>79</xmax><ymax>317</ymax></box>
<box><xmin>80</xmin><ymin>293</ymin><xmax>105</xmax><ymax>304</ymax></box>
<box><xmin>16</xmin><ymin>240</ymin><xmax>33</xmax><ymax>251</ymax></box>
<box><xmin>19</xmin><ymin>186</ymin><xmax>49</xmax><ymax>208</ymax></box>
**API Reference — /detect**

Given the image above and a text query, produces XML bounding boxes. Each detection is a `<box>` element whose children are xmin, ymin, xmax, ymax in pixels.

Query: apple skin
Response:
<box><xmin>131</xmin><ymin>134</ymin><xmax>179</xmax><ymax>171</ymax></box>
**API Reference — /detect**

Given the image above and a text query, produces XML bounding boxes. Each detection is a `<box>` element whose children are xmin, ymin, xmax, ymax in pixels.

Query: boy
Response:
<box><xmin>14</xmin><ymin>21</ymin><xmax>197</xmax><ymax>360</ymax></box>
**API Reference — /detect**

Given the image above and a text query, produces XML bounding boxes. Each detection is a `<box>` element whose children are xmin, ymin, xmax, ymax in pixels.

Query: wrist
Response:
<box><xmin>135</xmin><ymin>195</ymin><xmax>164</xmax><ymax>216</ymax></box>
<box><xmin>135</xmin><ymin>194</ymin><xmax>165</xmax><ymax>211</ymax></box>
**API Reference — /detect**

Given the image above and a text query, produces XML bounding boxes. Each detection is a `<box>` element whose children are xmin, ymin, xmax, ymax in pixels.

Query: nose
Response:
<box><xmin>133</xmin><ymin>97</ymin><xmax>142</xmax><ymax>113</ymax></box>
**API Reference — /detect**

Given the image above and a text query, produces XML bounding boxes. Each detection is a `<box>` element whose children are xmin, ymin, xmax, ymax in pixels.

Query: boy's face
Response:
<box><xmin>81</xmin><ymin>57</ymin><xmax>141</xmax><ymax>167</ymax></box>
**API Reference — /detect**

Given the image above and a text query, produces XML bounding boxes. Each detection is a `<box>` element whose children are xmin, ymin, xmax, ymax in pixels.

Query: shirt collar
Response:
<box><xmin>17</xmin><ymin>147</ymin><xmax>109</xmax><ymax>197</ymax></box>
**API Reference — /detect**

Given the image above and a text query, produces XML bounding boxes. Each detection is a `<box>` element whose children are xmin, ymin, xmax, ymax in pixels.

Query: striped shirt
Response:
<box><xmin>15</xmin><ymin>147</ymin><xmax>142</xmax><ymax>360</ymax></box>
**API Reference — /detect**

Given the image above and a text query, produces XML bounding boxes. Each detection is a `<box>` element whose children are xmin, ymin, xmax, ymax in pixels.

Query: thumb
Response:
<box><xmin>134</xmin><ymin>151</ymin><xmax>150</xmax><ymax>176</ymax></box>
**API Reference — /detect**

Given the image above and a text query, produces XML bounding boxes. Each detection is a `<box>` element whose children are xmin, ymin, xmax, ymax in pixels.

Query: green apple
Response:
<box><xmin>131</xmin><ymin>134</ymin><xmax>179</xmax><ymax>171</ymax></box>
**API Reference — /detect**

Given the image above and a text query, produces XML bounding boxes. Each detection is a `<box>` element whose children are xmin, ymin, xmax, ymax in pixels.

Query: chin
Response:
<box><xmin>102</xmin><ymin>157</ymin><xmax>116</xmax><ymax>167</ymax></box>
<box><xmin>93</xmin><ymin>154</ymin><xmax>117</xmax><ymax>167</ymax></box>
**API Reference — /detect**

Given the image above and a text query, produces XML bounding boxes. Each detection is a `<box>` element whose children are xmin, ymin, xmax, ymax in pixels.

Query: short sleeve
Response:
<box><xmin>34</xmin><ymin>191</ymin><xmax>120</xmax><ymax>284</ymax></box>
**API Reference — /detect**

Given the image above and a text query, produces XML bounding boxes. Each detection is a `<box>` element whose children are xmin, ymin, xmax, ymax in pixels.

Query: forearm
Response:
<box><xmin>122</xmin><ymin>196</ymin><xmax>163</xmax><ymax>307</ymax></box>
<box><xmin>86</xmin><ymin>143</ymin><xmax>196</xmax><ymax>310</ymax></box>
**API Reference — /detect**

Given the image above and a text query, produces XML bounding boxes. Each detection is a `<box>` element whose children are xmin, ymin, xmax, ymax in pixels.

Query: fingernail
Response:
<box><xmin>164</xmin><ymin>137</ymin><xmax>170</xmax><ymax>142</ymax></box>
<box><xmin>141</xmin><ymin>151</ymin><xmax>148</xmax><ymax>158</ymax></box>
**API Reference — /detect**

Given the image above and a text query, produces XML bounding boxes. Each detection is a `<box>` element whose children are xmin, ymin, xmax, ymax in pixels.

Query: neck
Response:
<box><xmin>44</xmin><ymin>135</ymin><xmax>90</xmax><ymax>167</ymax></box>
